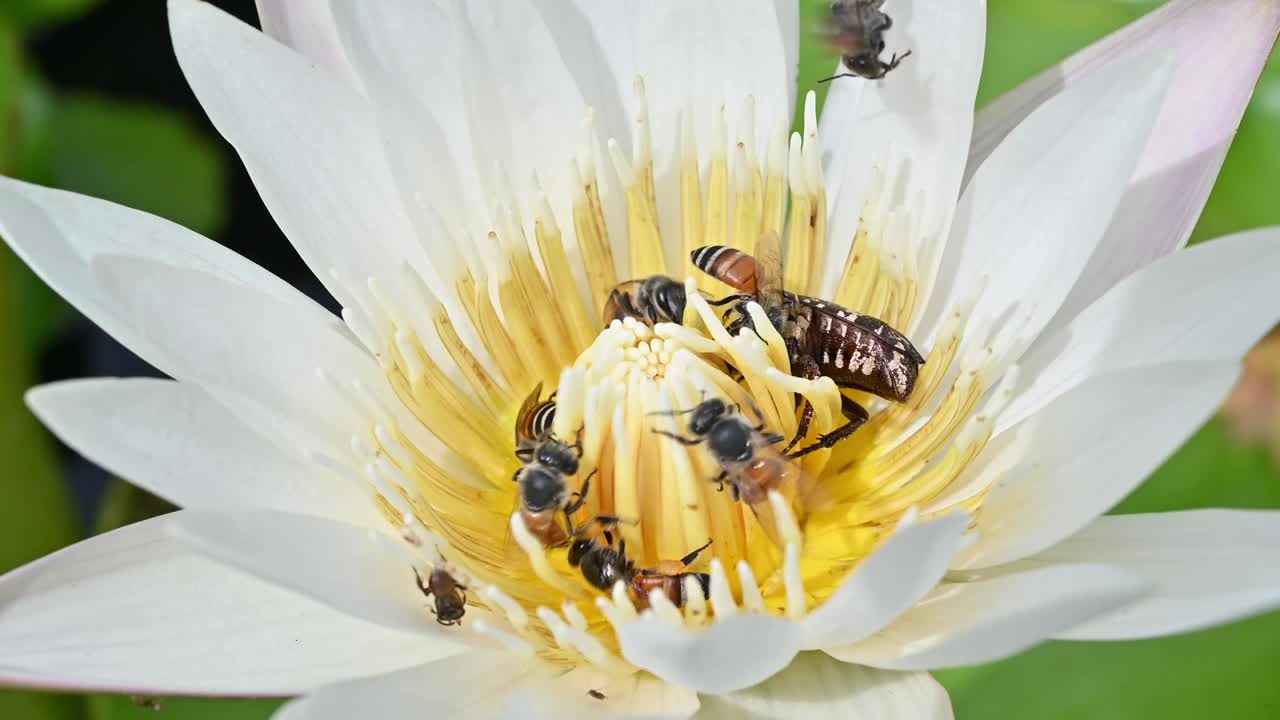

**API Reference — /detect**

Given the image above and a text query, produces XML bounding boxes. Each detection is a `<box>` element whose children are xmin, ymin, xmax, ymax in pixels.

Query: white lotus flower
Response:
<box><xmin>2</xmin><ymin>0</ymin><xmax>1279</xmax><ymax>716</ymax></box>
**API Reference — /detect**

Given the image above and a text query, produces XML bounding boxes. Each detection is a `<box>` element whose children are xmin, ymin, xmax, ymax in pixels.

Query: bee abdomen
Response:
<box><xmin>691</xmin><ymin>245</ymin><xmax>758</xmax><ymax>294</ymax></box>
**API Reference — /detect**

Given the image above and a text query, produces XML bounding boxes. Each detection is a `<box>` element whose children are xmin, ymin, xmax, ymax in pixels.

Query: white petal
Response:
<box><xmin>774</xmin><ymin>0</ymin><xmax>799</xmax><ymax>110</ymax></box>
<box><xmin>697</xmin><ymin>653</ymin><xmax>952</xmax><ymax>719</ymax></box>
<box><xmin>274</xmin><ymin>652</ymin><xmax>544</xmax><ymax>720</ymax></box>
<box><xmin>818</xmin><ymin>0</ymin><xmax>986</xmax><ymax>299</ymax></box>
<box><xmin>1006</xmin><ymin>511</ymin><xmax>1280</xmax><ymax>641</ymax></box>
<box><xmin>0</xmin><ymin>515</ymin><xmax>455</xmax><ymax>696</ymax></box>
<box><xmin>956</xmin><ymin>362</ymin><xmax>1239</xmax><ymax>570</ymax></box>
<box><xmin>555</xmin><ymin>668</ymin><xmax>699</xmax><ymax>719</ymax></box>
<box><xmin>970</xmin><ymin>0</ymin><xmax>1280</xmax><ymax>323</ymax></box>
<box><xmin>457</xmin><ymin>0</ymin><xmax>596</xmax><ymax>250</ymax></box>
<box><xmin>25</xmin><ymin>379</ymin><xmax>378</xmax><ymax>528</ymax></box>
<box><xmin>327</xmin><ymin>0</ymin><xmax>488</xmax><ymax>259</ymax></box>
<box><xmin>617</xmin><ymin>614</ymin><xmax>799</xmax><ymax>695</ymax></box>
<box><xmin>166</xmin><ymin>510</ymin><xmax>474</xmax><ymax>641</ymax></box>
<box><xmin>254</xmin><ymin>0</ymin><xmax>360</xmax><ymax>89</ymax></box>
<box><xmin>570</xmin><ymin>0</ymin><xmax>792</xmax><ymax>161</ymax></box>
<box><xmin>828</xmin><ymin>564</ymin><xmax>1148</xmax><ymax>670</ymax></box>
<box><xmin>0</xmin><ymin>177</ymin><xmax>308</xmax><ymax>374</ymax></box>
<box><xmin>169</xmin><ymin>0</ymin><xmax>432</xmax><ymax>308</ymax></box>
<box><xmin>90</xmin><ymin>254</ymin><xmax>378</xmax><ymax>451</ymax></box>
<box><xmin>562</xmin><ymin>0</ymin><xmax>793</xmax><ymax>264</ymax></box>
<box><xmin>801</xmin><ymin>513</ymin><xmax>970</xmax><ymax>649</ymax></box>
<box><xmin>919</xmin><ymin>52</ymin><xmax>1170</xmax><ymax>348</ymax></box>
<box><xmin>278</xmin><ymin>656</ymin><xmax>692</xmax><ymax>720</ymax></box>
<box><xmin>1002</xmin><ymin>227</ymin><xmax>1280</xmax><ymax>429</ymax></box>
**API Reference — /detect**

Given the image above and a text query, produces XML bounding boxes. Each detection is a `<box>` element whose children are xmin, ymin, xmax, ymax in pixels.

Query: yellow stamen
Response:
<box><xmin>346</xmin><ymin>88</ymin><xmax>1011</xmax><ymax>675</ymax></box>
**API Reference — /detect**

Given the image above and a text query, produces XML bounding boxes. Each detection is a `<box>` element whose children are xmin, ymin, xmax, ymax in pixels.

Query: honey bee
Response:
<box><xmin>652</xmin><ymin>397</ymin><xmax>830</xmax><ymax>547</ymax></box>
<box><xmin>603</xmin><ymin>275</ymin><xmax>688</xmax><ymax>327</ymax></box>
<box><xmin>513</xmin><ymin>441</ymin><xmax>591</xmax><ymax>548</ymax></box>
<box><xmin>652</xmin><ymin>397</ymin><xmax>790</xmax><ymax>504</ymax></box>
<box><xmin>692</xmin><ymin>234</ymin><xmax>923</xmax><ymax>457</ymax></box>
<box><xmin>414</xmin><ymin>563</ymin><xmax>469</xmax><ymax>626</ymax></box>
<box><xmin>569</xmin><ymin>517</ymin><xmax>712</xmax><ymax>609</ymax></box>
<box><xmin>819</xmin><ymin>0</ymin><xmax>911</xmax><ymax>83</ymax></box>
<box><xmin>511</xmin><ymin>383</ymin><xmax>592</xmax><ymax>547</ymax></box>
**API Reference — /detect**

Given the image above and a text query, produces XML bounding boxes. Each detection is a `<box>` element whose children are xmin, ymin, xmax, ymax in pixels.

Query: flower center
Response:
<box><xmin>323</xmin><ymin>82</ymin><xmax>1024</xmax><ymax>671</ymax></box>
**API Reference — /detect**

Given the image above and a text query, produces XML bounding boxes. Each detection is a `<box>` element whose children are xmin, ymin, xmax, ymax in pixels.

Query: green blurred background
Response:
<box><xmin>0</xmin><ymin>1</ymin><xmax>1277</xmax><ymax>718</ymax></box>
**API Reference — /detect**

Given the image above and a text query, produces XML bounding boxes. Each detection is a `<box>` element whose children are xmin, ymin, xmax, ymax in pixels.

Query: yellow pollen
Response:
<box><xmin>332</xmin><ymin>86</ymin><xmax>1008</xmax><ymax>673</ymax></box>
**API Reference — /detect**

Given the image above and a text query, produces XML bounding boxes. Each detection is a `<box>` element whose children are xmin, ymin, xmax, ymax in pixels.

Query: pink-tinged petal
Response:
<box><xmin>0</xmin><ymin>515</ymin><xmax>455</xmax><ymax>696</ymax></box>
<box><xmin>617</xmin><ymin>614</ymin><xmax>799</xmax><ymax>695</ymax></box>
<box><xmin>801</xmin><ymin>513</ymin><xmax>970</xmax><ymax>650</ymax></box>
<box><xmin>918</xmin><ymin>52</ymin><xmax>1170</xmax><ymax>350</ymax></box>
<box><xmin>955</xmin><ymin>362</ymin><xmax>1239</xmax><ymax>571</ymax></box>
<box><xmin>255</xmin><ymin>0</ymin><xmax>361</xmax><ymax>89</ymax></box>
<box><xmin>970</xmin><ymin>0</ymin><xmax>1280</xmax><ymax>327</ymax></box>
<box><xmin>999</xmin><ymin>511</ymin><xmax>1280</xmax><ymax>641</ymax></box>
<box><xmin>25</xmin><ymin>379</ymin><xmax>379</xmax><ymax>528</ymax></box>
<box><xmin>828</xmin><ymin>564</ymin><xmax>1148</xmax><ymax>670</ymax></box>
<box><xmin>698</xmin><ymin>654</ymin><xmax>952</xmax><ymax>719</ymax></box>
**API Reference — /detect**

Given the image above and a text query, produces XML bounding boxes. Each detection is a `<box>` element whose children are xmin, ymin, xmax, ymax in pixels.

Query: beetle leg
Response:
<box><xmin>787</xmin><ymin>396</ymin><xmax>870</xmax><ymax>459</ymax></box>
<box><xmin>782</xmin><ymin>355</ymin><xmax>821</xmax><ymax>454</ymax></box>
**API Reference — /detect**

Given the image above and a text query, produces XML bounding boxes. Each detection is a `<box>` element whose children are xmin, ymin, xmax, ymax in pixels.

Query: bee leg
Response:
<box><xmin>569</xmin><ymin>426</ymin><xmax>585</xmax><ymax>456</ymax></box>
<box><xmin>413</xmin><ymin>567</ymin><xmax>432</xmax><ymax>598</ymax></box>
<box><xmin>565</xmin><ymin>481</ymin><xmax>590</xmax><ymax>515</ymax></box>
<box><xmin>787</xmin><ymin>396</ymin><xmax>870</xmax><ymax>459</ymax></box>
<box><xmin>653</xmin><ymin>429</ymin><xmax>705</xmax><ymax>445</ymax></box>
<box><xmin>459</xmin><ymin>588</ymin><xmax>469</xmax><ymax>606</ymax></box>
<box><xmin>679</xmin><ymin>538</ymin><xmax>714</xmax><ymax>567</ymax></box>
<box><xmin>817</xmin><ymin>72</ymin><xmax>858</xmax><ymax>84</ymax></box>
<box><xmin>705</xmin><ymin>293</ymin><xmax>752</xmax><ymax>307</ymax></box>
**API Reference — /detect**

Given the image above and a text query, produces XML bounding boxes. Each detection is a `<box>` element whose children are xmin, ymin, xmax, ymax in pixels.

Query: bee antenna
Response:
<box><xmin>817</xmin><ymin>72</ymin><xmax>856</xmax><ymax>84</ymax></box>
<box><xmin>646</xmin><ymin>406</ymin><xmax>700</xmax><ymax>417</ymax></box>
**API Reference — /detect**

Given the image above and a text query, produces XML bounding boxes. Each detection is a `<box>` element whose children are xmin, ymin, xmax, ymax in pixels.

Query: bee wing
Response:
<box><xmin>740</xmin><ymin>440</ymin><xmax>835</xmax><ymax>550</ymax></box>
<box><xmin>603</xmin><ymin>279</ymin><xmax>644</xmax><ymax>326</ymax></box>
<box><xmin>515</xmin><ymin>381</ymin><xmax>545</xmax><ymax>448</ymax></box>
<box><xmin>753</xmin><ymin>230</ymin><xmax>786</xmax><ymax>316</ymax></box>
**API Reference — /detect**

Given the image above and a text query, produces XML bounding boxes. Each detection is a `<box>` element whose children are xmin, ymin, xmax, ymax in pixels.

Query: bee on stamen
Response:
<box><xmin>568</xmin><ymin>516</ymin><xmax>712</xmax><ymax>609</ymax></box>
<box><xmin>818</xmin><ymin>0</ymin><xmax>912</xmax><ymax>83</ymax></box>
<box><xmin>512</xmin><ymin>384</ymin><xmax>591</xmax><ymax>547</ymax></box>
<box><xmin>602</xmin><ymin>275</ymin><xmax>688</xmax><ymax>327</ymax></box>
<box><xmin>693</xmin><ymin>232</ymin><xmax>924</xmax><ymax>457</ymax></box>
